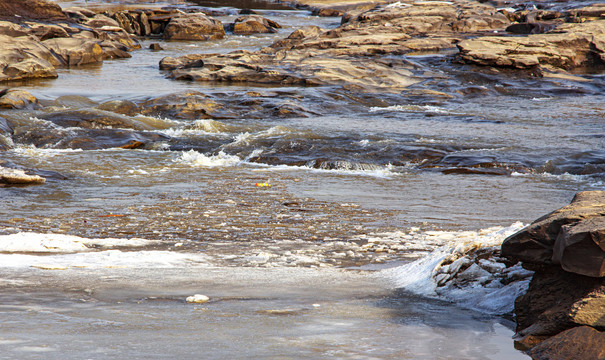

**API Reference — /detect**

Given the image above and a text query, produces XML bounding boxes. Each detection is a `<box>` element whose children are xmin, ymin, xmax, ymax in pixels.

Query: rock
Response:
<box><xmin>0</xmin><ymin>21</ymin><xmax>29</xmax><ymax>37</ymax></box>
<box><xmin>502</xmin><ymin>191</ymin><xmax>605</xmax><ymax>269</ymax></box>
<box><xmin>232</xmin><ymin>15</ymin><xmax>281</xmax><ymax>35</ymax></box>
<box><xmin>514</xmin><ymin>265</ymin><xmax>604</xmax><ymax>337</ymax></box>
<box><xmin>0</xmin><ymin>89</ymin><xmax>40</xmax><ymax>109</ymax></box>
<box><xmin>527</xmin><ymin>326</ymin><xmax>605</xmax><ymax>360</ymax></box>
<box><xmin>186</xmin><ymin>294</ymin><xmax>209</xmax><ymax>303</ymax></box>
<box><xmin>43</xmin><ymin>37</ymin><xmax>105</xmax><ymax>66</ymax></box>
<box><xmin>138</xmin><ymin>91</ymin><xmax>227</xmax><ymax>120</ymax></box>
<box><xmin>0</xmin><ymin>166</ymin><xmax>45</xmax><ymax>186</ymax></box>
<box><xmin>458</xmin><ymin>20</ymin><xmax>605</xmax><ymax>71</ymax></box>
<box><xmin>159</xmin><ymin>54</ymin><xmax>210</xmax><ymax>70</ymax></box>
<box><xmin>85</xmin><ymin>14</ymin><xmax>120</xmax><ymax>29</ymax></box>
<box><xmin>552</xmin><ymin>217</ymin><xmax>605</xmax><ymax>277</ymax></box>
<box><xmin>0</xmin><ymin>34</ymin><xmax>59</xmax><ymax>81</ymax></box>
<box><xmin>40</xmin><ymin>109</ymin><xmax>154</xmax><ymax>130</ymax></box>
<box><xmin>313</xmin><ymin>8</ymin><xmax>344</xmax><ymax>17</ymax></box>
<box><xmin>28</xmin><ymin>23</ymin><xmax>70</xmax><ymax>40</ymax></box>
<box><xmin>163</xmin><ymin>13</ymin><xmax>224</xmax><ymax>41</ymax></box>
<box><xmin>149</xmin><ymin>43</ymin><xmax>163</xmax><ymax>51</ymax></box>
<box><xmin>63</xmin><ymin>7</ymin><xmax>97</xmax><ymax>20</ymax></box>
<box><xmin>0</xmin><ymin>0</ymin><xmax>67</xmax><ymax>22</ymax></box>
<box><xmin>0</xmin><ymin>116</ymin><xmax>13</xmax><ymax>150</ymax></box>
<box><xmin>96</xmin><ymin>100</ymin><xmax>140</xmax><ymax>116</ymax></box>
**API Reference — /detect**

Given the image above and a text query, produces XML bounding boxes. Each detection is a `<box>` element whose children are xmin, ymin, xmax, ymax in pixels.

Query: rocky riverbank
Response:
<box><xmin>502</xmin><ymin>191</ymin><xmax>605</xmax><ymax>360</ymax></box>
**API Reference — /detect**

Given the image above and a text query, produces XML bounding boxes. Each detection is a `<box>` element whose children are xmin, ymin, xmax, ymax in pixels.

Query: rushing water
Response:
<box><xmin>1</xmin><ymin>0</ymin><xmax>604</xmax><ymax>358</ymax></box>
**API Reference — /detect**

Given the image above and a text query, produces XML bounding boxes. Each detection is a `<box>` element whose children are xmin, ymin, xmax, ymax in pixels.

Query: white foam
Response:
<box><xmin>177</xmin><ymin>150</ymin><xmax>241</xmax><ymax>167</ymax></box>
<box><xmin>369</xmin><ymin>104</ymin><xmax>452</xmax><ymax>114</ymax></box>
<box><xmin>380</xmin><ymin>222</ymin><xmax>532</xmax><ymax>314</ymax></box>
<box><xmin>0</xmin><ymin>232</ymin><xmax>161</xmax><ymax>253</ymax></box>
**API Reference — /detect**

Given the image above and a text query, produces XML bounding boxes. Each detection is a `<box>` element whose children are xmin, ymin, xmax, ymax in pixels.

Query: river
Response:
<box><xmin>0</xmin><ymin>0</ymin><xmax>603</xmax><ymax>358</ymax></box>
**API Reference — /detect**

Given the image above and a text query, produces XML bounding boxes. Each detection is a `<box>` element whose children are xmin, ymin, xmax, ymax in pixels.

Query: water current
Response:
<box><xmin>1</xmin><ymin>0</ymin><xmax>604</xmax><ymax>358</ymax></box>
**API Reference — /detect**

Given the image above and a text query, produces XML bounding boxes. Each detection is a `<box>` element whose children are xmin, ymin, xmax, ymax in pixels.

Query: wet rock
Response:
<box><xmin>149</xmin><ymin>43</ymin><xmax>163</xmax><ymax>51</ymax></box>
<box><xmin>527</xmin><ymin>326</ymin><xmax>605</xmax><ymax>360</ymax></box>
<box><xmin>185</xmin><ymin>294</ymin><xmax>209</xmax><ymax>303</ymax></box>
<box><xmin>313</xmin><ymin>8</ymin><xmax>344</xmax><ymax>17</ymax></box>
<box><xmin>0</xmin><ymin>116</ymin><xmax>13</xmax><ymax>150</ymax></box>
<box><xmin>43</xmin><ymin>37</ymin><xmax>105</xmax><ymax>66</ymax></box>
<box><xmin>231</xmin><ymin>15</ymin><xmax>281</xmax><ymax>35</ymax></box>
<box><xmin>159</xmin><ymin>54</ymin><xmax>210</xmax><ymax>70</ymax></box>
<box><xmin>502</xmin><ymin>191</ymin><xmax>605</xmax><ymax>268</ymax></box>
<box><xmin>458</xmin><ymin>20</ymin><xmax>605</xmax><ymax>71</ymax></box>
<box><xmin>96</xmin><ymin>100</ymin><xmax>140</xmax><ymax>116</ymax></box>
<box><xmin>41</xmin><ymin>109</ymin><xmax>153</xmax><ymax>130</ymax></box>
<box><xmin>138</xmin><ymin>91</ymin><xmax>229</xmax><ymax>120</ymax></box>
<box><xmin>0</xmin><ymin>0</ymin><xmax>67</xmax><ymax>22</ymax></box>
<box><xmin>63</xmin><ymin>7</ymin><xmax>96</xmax><ymax>21</ymax></box>
<box><xmin>163</xmin><ymin>13</ymin><xmax>224</xmax><ymax>41</ymax></box>
<box><xmin>0</xmin><ymin>89</ymin><xmax>40</xmax><ymax>109</ymax></box>
<box><xmin>0</xmin><ymin>166</ymin><xmax>45</xmax><ymax>186</ymax></box>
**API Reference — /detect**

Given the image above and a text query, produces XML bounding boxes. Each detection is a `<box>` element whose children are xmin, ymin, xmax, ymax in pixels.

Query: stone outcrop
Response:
<box><xmin>528</xmin><ymin>326</ymin><xmax>605</xmax><ymax>360</ymax></box>
<box><xmin>0</xmin><ymin>0</ymin><xmax>139</xmax><ymax>82</ymax></box>
<box><xmin>161</xmin><ymin>0</ymin><xmax>511</xmax><ymax>92</ymax></box>
<box><xmin>459</xmin><ymin>16</ymin><xmax>605</xmax><ymax>71</ymax></box>
<box><xmin>502</xmin><ymin>191</ymin><xmax>605</xmax><ymax>275</ymax></box>
<box><xmin>501</xmin><ymin>191</ymin><xmax>605</xmax><ymax>359</ymax></box>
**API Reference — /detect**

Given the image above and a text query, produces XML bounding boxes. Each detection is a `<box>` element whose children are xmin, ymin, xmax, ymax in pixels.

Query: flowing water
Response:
<box><xmin>1</xmin><ymin>0</ymin><xmax>604</xmax><ymax>358</ymax></box>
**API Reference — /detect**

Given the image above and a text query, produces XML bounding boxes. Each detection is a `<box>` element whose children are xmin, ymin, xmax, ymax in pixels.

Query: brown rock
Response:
<box><xmin>85</xmin><ymin>14</ymin><xmax>120</xmax><ymax>29</ymax></box>
<box><xmin>0</xmin><ymin>89</ymin><xmax>40</xmax><ymax>109</ymax></box>
<box><xmin>138</xmin><ymin>91</ymin><xmax>227</xmax><ymax>120</ymax></box>
<box><xmin>96</xmin><ymin>100</ymin><xmax>140</xmax><ymax>116</ymax></box>
<box><xmin>43</xmin><ymin>37</ymin><xmax>104</xmax><ymax>66</ymax></box>
<box><xmin>149</xmin><ymin>43</ymin><xmax>163</xmax><ymax>51</ymax></box>
<box><xmin>458</xmin><ymin>20</ymin><xmax>605</xmax><ymax>71</ymax></box>
<box><xmin>0</xmin><ymin>0</ymin><xmax>67</xmax><ymax>22</ymax></box>
<box><xmin>28</xmin><ymin>23</ymin><xmax>70</xmax><ymax>40</ymax></box>
<box><xmin>502</xmin><ymin>191</ymin><xmax>605</xmax><ymax>267</ymax></box>
<box><xmin>0</xmin><ymin>166</ymin><xmax>45</xmax><ymax>186</ymax></box>
<box><xmin>159</xmin><ymin>54</ymin><xmax>211</xmax><ymax>71</ymax></box>
<box><xmin>0</xmin><ymin>35</ymin><xmax>59</xmax><ymax>82</ymax></box>
<box><xmin>0</xmin><ymin>21</ymin><xmax>29</xmax><ymax>37</ymax></box>
<box><xmin>528</xmin><ymin>326</ymin><xmax>605</xmax><ymax>360</ymax></box>
<box><xmin>232</xmin><ymin>15</ymin><xmax>281</xmax><ymax>35</ymax></box>
<box><xmin>163</xmin><ymin>14</ymin><xmax>224</xmax><ymax>41</ymax></box>
<box><xmin>514</xmin><ymin>265</ymin><xmax>604</xmax><ymax>337</ymax></box>
<box><xmin>41</xmin><ymin>109</ymin><xmax>154</xmax><ymax>130</ymax></box>
<box><xmin>552</xmin><ymin>217</ymin><xmax>605</xmax><ymax>277</ymax></box>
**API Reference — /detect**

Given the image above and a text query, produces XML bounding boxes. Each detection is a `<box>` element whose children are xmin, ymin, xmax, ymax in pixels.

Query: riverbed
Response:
<box><xmin>1</xmin><ymin>0</ymin><xmax>604</xmax><ymax>358</ymax></box>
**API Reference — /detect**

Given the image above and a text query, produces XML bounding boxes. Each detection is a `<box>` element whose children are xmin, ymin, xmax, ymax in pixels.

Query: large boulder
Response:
<box><xmin>232</xmin><ymin>15</ymin><xmax>281</xmax><ymax>35</ymax></box>
<box><xmin>502</xmin><ymin>191</ymin><xmax>605</xmax><ymax>272</ymax></box>
<box><xmin>0</xmin><ymin>34</ymin><xmax>59</xmax><ymax>81</ymax></box>
<box><xmin>163</xmin><ymin>14</ymin><xmax>224</xmax><ymax>41</ymax></box>
<box><xmin>43</xmin><ymin>37</ymin><xmax>105</xmax><ymax>66</ymax></box>
<box><xmin>528</xmin><ymin>326</ymin><xmax>605</xmax><ymax>360</ymax></box>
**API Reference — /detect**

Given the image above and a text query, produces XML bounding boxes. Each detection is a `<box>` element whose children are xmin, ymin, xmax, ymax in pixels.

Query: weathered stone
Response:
<box><xmin>458</xmin><ymin>20</ymin><xmax>605</xmax><ymax>71</ymax></box>
<box><xmin>0</xmin><ymin>35</ymin><xmax>59</xmax><ymax>82</ymax></box>
<box><xmin>0</xmin><ymin>0</ymin><xmax>67</xmax><ymax>22</ymax></box>
<box><xmin>0</xmin><ymin>89</ymin><xmax>39</xmax><ymax>109</ymax></box>
<box><xmin>43</xmin><ymin>37</ymin><xmax>105</xmax><ymax>66</ymax></box>
<box><xmin>502</xmin><ymin>191</ymin><xmax>605</xmax><ymax>267</ymax></box>
<box><xmin>232</xmin><ymin>15</ymin><xmax>281</xmax><ymax>35</ymax></box>
<box><xmin>528</xmin><ymin>326</ymin><xmax>605</xmax><ymax>360</ymax></box>
<box><xmin>96</xmin><ymin>100</ymin><xmax>140</xmax><ymax>116</ymax></box>
<box><xmin>159</xmin><ymin>54</ymin><xmax>210</xmax><ymax>71</ymax></box>
<box><xmin>163</xmin><ymin>14</ymin><xmax>224</xmax><ymax>41</ymax></box>
<box><xmin>0</xmin><ymin>21</ymin><xmax>29</xmax><ymax>37</ymax></box>
<box><xmin>139</xmin><ymin>11</ymin><xmax>151</xmax><ymax>36</ymax></box>
<box><xmin>0</xmin><ymin>166</ymin><xmax>45</xmax><ymax>185</ymax></box>
<box><xmin>514</xmin><ymin>265</ymin><xmax>604</xmax><ymax>337</ymax></box>
<box><xmin>41</xmin><ymin>109</ymin><xmax>154</xmax><ymax>130</ymax></box>
<box><xmin>28</xmin><ymin>23</ymin><xmax>70</xmax><ymax>40</ymax></box>
<box><xmin>85</xmin><ymin>14</ymin><xmax>120</xmax><ymax>29</ymax></box>
<box><xmin>63</xmin><ymin>7</ymin><xmax>96</xmax><ymax>19</ymax></box>
<box><xmin>149</xmin><ymin>43</ymin><xmax>163</xmax><ymax>51</ymax></box>
<box><xmin>552</xmin><ymin>217</ymin><xmax>605</xmax><ymax>277</ymax></box>
<box><xmin>138</xmin><ymin>91</ymin><xmax>228</xmax><ymax>120</ymax></box>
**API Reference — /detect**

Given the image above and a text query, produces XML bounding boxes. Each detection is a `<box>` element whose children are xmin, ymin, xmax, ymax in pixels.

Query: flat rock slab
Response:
<box><xmin>0</xmin><ymin>167</ymin><xmax>45</xmax><ymax>186</ymax></box>
<box><xmin>458</xmin><ymin>20</ymin><xmax>605</xmax><ymax>70</ymax></box>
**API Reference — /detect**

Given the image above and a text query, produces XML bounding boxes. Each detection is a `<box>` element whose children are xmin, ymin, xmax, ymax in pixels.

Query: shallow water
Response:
<box><xmin>2</xmin><ymin>0</ymin><xmax>605</xmax><ymax>358</ymax></box>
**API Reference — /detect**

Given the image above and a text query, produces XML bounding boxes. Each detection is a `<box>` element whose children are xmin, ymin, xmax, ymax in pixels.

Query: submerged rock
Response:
<box><xmin>0</xmin><ymin>166</ymin><xmax>45</xmax><ymax>186</ymax></box>
<box><xmin>0</xmin><ymin>89</ymin><xmax>40</xmax><ymax>109</ymax></box>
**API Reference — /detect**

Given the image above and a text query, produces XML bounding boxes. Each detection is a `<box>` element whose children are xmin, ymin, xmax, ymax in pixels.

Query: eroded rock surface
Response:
<box><xmin>528</xmin><ymin>326</ymin><xmax>605</xmax><ymax>360</ymax></box>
